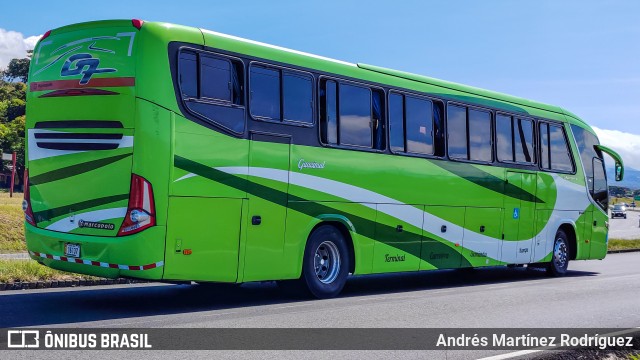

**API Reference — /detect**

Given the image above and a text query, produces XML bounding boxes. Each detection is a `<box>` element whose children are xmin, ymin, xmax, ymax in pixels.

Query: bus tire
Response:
<box><xmin>301</xmin><ymin>225</ymin><xmax>350</xmax><ymax>299</ymax></box>
<box><xmin>546</xmin><ymin>229</ymin><xmax>570</xmax><ymax>277</ymax></box>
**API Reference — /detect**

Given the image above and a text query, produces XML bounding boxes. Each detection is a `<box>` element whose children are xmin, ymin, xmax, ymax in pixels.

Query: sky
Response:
<box><xmin>1</xmin><ymin>0</ymin><xmax>639</xmax><ymax>168</ymax></box>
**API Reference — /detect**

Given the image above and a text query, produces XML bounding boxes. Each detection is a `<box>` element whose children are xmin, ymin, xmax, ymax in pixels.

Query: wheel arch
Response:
<box><xmin>558</xmin><ymin>222</ymin><xmax>578</xmax><ymax>260</ymax></box>
<box><xmin>311</xmin><ymin>215</ymin><xmax>357</xmax><ymax>274</ymax></box>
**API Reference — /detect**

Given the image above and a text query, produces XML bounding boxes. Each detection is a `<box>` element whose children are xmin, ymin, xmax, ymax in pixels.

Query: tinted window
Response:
<box><xmin>496</xmin><ymin>114</ymin><xmax>513</xmax><ymax>162</ymax></box>
<box><xmin>389</xmin><ymin>93</ymin><xmax>405</xmax><ymax>152</ymax></box>
<box><xmin>540</xmin><ymin>123</ymin><xmax>550</xmax><ymax>169</ymax></box>
<box><xmin>250</xmin><ymin>66</ymin><xmax>281</xmax><ymax>119</ymax></box>
<box><xmin>514</xmin><ymin>118</ymin><xmax>534</xmax><ymax>163</ymax></box>
<box><xmin>468</xmin><ymin>109</ymin><xmax>492</xmax><ymax>162</ymax></box>
<box><xmin>571</xmin><ymin>124</ymin><xmax>601</xmax><ymax>187</ymax></box>
<box><xmin>497</xmin><ymin>115</ymin><xmax>534</xmax><ymax>164</ymax></box>
<box><xmin>283</xmin><ymin>73</ymin><xmax>313</xmax><ymax>123</ymax></box>
<box><xmin>593</xmin><ymin>158</ymin><xmax>608</xmax><ymax>209</ymax></box>
<box><xmin>549</xmin><ymin>124</ymin><xmax>573</xmax><ymax>171</ymax></box>
<box><xmin>177</xmin><ymin>50</ymin><xmax>246</xmax><ymax>134</ymax></box>
<box><xmin>447</xmin><ymin>105</ymin><xmax>467</xmax><ymax>159</ymax></box>
<box><xmin>339</xmin><ymin>84</ymin><xmax>372</xmax><ymax>147</ymax></box>
<box><xmin>405</xmin><ymin>96</ymin><xmax>433</xmax><ymax>155</ymax></box>
<box><xmin>187</xmin><ymin>102</ymin><xmax>245</xmax><ymax>133</ymax></box>
<box><xmin>322</xmin><ymin>80</ymin><xmax>338</xmax><ymax>144</ymax></box>
<box><xmin>201</xmin><ymin>55</ymin><xmax>231</xmax><ymax>102</ymax></box>
<box><xmin>179</xmin><ymin>51</ymin><xmax>197</xmax><ymax>98</ymax></box>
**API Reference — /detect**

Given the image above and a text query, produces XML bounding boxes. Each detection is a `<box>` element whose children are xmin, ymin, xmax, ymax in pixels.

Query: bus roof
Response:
<box><xmin>42</xmin><ymin>20</ymin><xmax>590</xmax><ymax>129</ymax></box>
<box><xmin>194</xmin><ymin>26</ymin><xmax>589</xmax><ymax>128</ymax></box>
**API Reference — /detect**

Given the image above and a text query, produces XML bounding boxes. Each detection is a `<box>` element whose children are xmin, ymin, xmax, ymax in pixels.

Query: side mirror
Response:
<box><xmin>615</xmin><ymin>162</ymin><xmax>623</xmax><ymax>181</ymax></box>
<box><xmin>596</xmin><ymin>145</ymin><xmax>624</xmax><ymax>182</ymax></box>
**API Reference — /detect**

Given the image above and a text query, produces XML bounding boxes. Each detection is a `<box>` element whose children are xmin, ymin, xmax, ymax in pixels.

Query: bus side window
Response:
<box><xmin>389</xmin><ymin>93</ymin><xmax>405</xmax><ymax>152</ymax></box>
<box><xmin>339</xmin><ymin>83</ymin><xmax>372</xmax><ymax>148</ymax></box>
<box><xmin>515</xmin><ymin>118</ymin><xmax>534</xmax><ymax>163</ymax></box>
<box><xmin>447</xmin><ymin>104</ymin><xmax>468</xmax><ymax>160</ymax></box>
<box><xmin>178</xmin><ymin>51</ymin><xmax>198</xmax><ymax>98</ymax></box>
<box><xmin>405</xmin><ymin>96</ymin><xmax>433</xmax><ymax>155</ymax></box>
<box><xmin>433</xmin><ymin>102</ymin><xmax>445</xmax><ymax>157</ymax></box>
<box><xmin>548</xmin><ymin>124</ymin><xmax>574</xmax><ymax>172</ymax></box>
<box><xmin>178</xmin><ymin>50</ymin><xmax>246</xmax><ymax>134</ymax></box>
<box><xmin>540</xmin><ymin>122</ymin><xmax>550</xmax><ymax>169</ymax></box>
<box><xmin>283</xmin><ymin>72</ymin><xmax>313</xmax><ymax>123</ymax></box>
<box><xmin>372</xmin><ymin>90</ymin><xmax>385</xmax><ymax>150</ymax></box>
<box><xmin>250</xmin><ymin>65</ymin><xmax>281</xmax><ymax>120</ymax></box>
<box><xmin>320</xmin><ymin>80</ymin><xmax>338</xmax><ymax>144</ymax></box>
<box><xmin>468</xmin><ymin>108</ymin><xmax>492</xmax><ymax>162</ymax></box>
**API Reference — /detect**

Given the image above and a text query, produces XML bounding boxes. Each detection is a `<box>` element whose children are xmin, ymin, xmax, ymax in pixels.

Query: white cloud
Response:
<box><xmin>593</xmin><ymin>127</ymin><xmax>640</xmax><ymax>170</ymax></box>
<box><xmin>0</xmin><ymin>28</ymin><xmax>41</xmax><ymax>70</ymax></box>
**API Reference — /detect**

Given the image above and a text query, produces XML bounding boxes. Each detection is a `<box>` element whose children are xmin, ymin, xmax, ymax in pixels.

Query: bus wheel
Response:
<box><xmin>547</xmin><ymin>229</ymin><xmax>569</xmax><ymax>277</ymax></box>
<box><xmin>302</xmin><ymin>225</ymin><xmax>350</xmax><ymax>299</ymax></box>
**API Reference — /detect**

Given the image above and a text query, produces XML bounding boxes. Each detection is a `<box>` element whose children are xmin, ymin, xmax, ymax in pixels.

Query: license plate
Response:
<box><xmin>64</xmin><ymin>243</ymin><xmax>81</xmax><ymax>258</ymax></box>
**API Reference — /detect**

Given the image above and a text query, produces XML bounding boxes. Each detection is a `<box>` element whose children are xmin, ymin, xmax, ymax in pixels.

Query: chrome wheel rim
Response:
<box><xmin>553</xmin><ymin>238</ymin><xmax>568</xmax><ymax>269</ymax></box>
<box><xmin>314</xmin><ymin>241</ymin><xmax>341</xmax><ymax>284</ymax></box>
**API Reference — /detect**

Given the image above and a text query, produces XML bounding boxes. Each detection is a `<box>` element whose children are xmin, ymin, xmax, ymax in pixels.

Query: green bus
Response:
<box><xmin>24</xmin><ymin>19</ymin><xmax>624</xmax><ymax>298</ymax></box>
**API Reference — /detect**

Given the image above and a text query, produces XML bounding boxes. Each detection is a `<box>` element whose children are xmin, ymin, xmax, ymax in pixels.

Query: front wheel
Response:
<box><xmin>300</xmin><ymin>225</ymin><xmax>350</xmax><ymax>299</ymax></box>
<box><xmin>547</xmin><ymin>229</ymin><xmax>570</xmax><ymax>276</ymax></box>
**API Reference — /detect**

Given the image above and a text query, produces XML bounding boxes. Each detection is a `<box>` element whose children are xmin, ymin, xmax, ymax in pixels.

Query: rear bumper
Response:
<box><xmin>25</xmin><ymin>223</ymin><xmax>166</xmax><ymax>280</ymax></box>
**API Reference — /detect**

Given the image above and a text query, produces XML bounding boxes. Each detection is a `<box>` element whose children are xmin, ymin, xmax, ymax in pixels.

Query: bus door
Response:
<box><xmin>502</xmin><ymin>171</ymin><xmax>537</xmax><ymax>263</ymax></box>
<box><xmin>242</xmin><ymin>133</ymin><xmax>291</xmax><ymax>281</ymax></box>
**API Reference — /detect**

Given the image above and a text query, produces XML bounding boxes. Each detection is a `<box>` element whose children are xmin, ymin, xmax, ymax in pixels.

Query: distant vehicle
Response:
<box><xmin>611</xmin><ymin>205</ymin><xmax>627</xmax><ymax>219</ymax></box>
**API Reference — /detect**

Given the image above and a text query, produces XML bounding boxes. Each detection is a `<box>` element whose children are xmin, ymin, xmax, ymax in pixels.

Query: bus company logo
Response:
<box><xmin>470</xmin><ymin>251</ymin><xmax>488</xmax><ymax>258</ymax></box>
<box><xmin>297</xmin><ymin>159</ymin><xmax>326</xmax><ymax>171</ymax></box>
<box><xmin>78</xmin><ymin>220</ymin><xmax>116</xmax><ymax>230</ymax></box>
<box><xmin>7</xmin><ymin>330</ymin><xmax>40</xmax><ymax>348</ymax></box>
<box><xmin>384</xmin><ymin>253</ymin><xmax>406</xmax><ymax>262</ymax></box>
<box><xmin>61</xmin><ymin>53</ymin><xmax>116</xmax><ymax>85</ymax></box>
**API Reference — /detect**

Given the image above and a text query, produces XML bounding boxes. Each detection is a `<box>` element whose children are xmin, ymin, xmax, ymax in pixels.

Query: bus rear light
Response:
<box><xmin>132</xmin><ymin>19</ymin><xmax>144</xmax><ymax>30</ymax></box>
<box><xmin>23</xmin><ymin>169</ymin><xmax>36</xmax><ymax>226</ymax></box>
<box><xmin>118</xmin><ymin>174</ymin><xmax>155</xmax><ymax>236</ymax></box>
<box><xmin>40</xmin><ymin>30</ymin><xmax>52</xmax><ymax>41</ymax></box>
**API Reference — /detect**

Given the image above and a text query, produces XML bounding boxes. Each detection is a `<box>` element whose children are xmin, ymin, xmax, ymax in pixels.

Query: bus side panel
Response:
<box><xmin>283</xmin><ymin>201</ymin><xmax>377</xmax><ymax>278</ymax></box>
<box><xmin>590</xmin><ymin>209</ymin><xmax>608</xmax><ymax>259</ymax></box>
<box><xmin>163</xmin><ymin>197</ymin><xmax>242</xmax><ymax>282</ymax></box>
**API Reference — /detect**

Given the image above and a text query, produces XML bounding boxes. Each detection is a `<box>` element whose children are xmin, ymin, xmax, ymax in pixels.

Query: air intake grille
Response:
<box><xmin>32</xmin><ymin>121</ymin><xmax>127</xmax><ymax>152</ymax></box>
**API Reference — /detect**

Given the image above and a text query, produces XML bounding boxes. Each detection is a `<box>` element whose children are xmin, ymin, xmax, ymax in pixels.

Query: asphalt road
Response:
<box><xmin>609</xmin><ymin>209</ymin><xmax>640</xmax><ymax>239</ymax></box>
<box><xmin>2</xmin><ymin>252</ymin><xmax>640</xmax><ymax>360</ymax></box>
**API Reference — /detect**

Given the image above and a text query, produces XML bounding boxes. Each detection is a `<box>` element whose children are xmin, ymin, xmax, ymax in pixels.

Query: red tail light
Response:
<box><xmin>132</xmin><ymin>19</ymin><xmax>144</xmax><ymax>30</ymax></box>
<box><xmin>23</xmin><ymin>169</ymin><xmax>36</xmax><ymax>226</ymax></box>
<box><xmin>117</xmin><ymin>174</ymin><xmax>155</xmax><ymax>236</ymax></box>
<box><xmin>40</xmin><ymin>30</ymin><xmax>52</xmax><ymax>41</ymax></box>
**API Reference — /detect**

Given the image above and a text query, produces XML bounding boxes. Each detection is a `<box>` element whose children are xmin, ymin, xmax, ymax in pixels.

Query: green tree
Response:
<box><xmin>0</xmin><ymin>55</ymin><xmax>29</xmax><ymax>185</ymax></box>
<box><xmin>3</xmin><ymin>58</ymin><xmax>30</xmax><ymax>83</ymax></box>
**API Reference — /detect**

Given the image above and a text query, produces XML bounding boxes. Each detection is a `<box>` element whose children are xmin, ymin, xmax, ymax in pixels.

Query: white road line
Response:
<box><xmin>477</xmin><ymin>327</ymin><xmax>640</xmax><ymax>360</ymax></box>
<box><xmin>274</xmin><ymin>303</ymin><xmax>312</xmax><ymax>309</ymax></box>
<box><xmin>201</xmin><ymin>312</ymin><xmax>238</xmax><ymax>317</ymax></box>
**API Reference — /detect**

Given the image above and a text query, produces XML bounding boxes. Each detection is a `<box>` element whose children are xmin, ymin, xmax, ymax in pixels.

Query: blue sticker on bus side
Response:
<box><xmin>513</xmin><ymin>208</ymin><xmax>520</xmax><ymax>219</ymax></box>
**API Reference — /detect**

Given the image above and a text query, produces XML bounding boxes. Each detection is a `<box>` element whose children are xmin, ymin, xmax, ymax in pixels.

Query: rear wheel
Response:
<box><xmin>547</xmin><ymin>229</ymin><xmax>570</xmax><ymax>276</ymax></box>
<box><xmin>281</xmin><ymin>225</ymin><xmax>350</xmax><ymax>299</ymax></box>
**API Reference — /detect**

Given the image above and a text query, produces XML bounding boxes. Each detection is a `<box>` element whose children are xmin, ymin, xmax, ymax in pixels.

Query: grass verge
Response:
<box><xmin>0</xmin><ymin>259</ymin><xmax>99</xmax><ymax>283</ymax></box>
<box><xmin>0</xmin><ymin>192</ymin><xmax>26</xmax><ymax>253</ymax></box>
<box><xmin>608</xmin><ymin>239</ymin><xmax>640</xmax><ymax>251</ymax></box>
